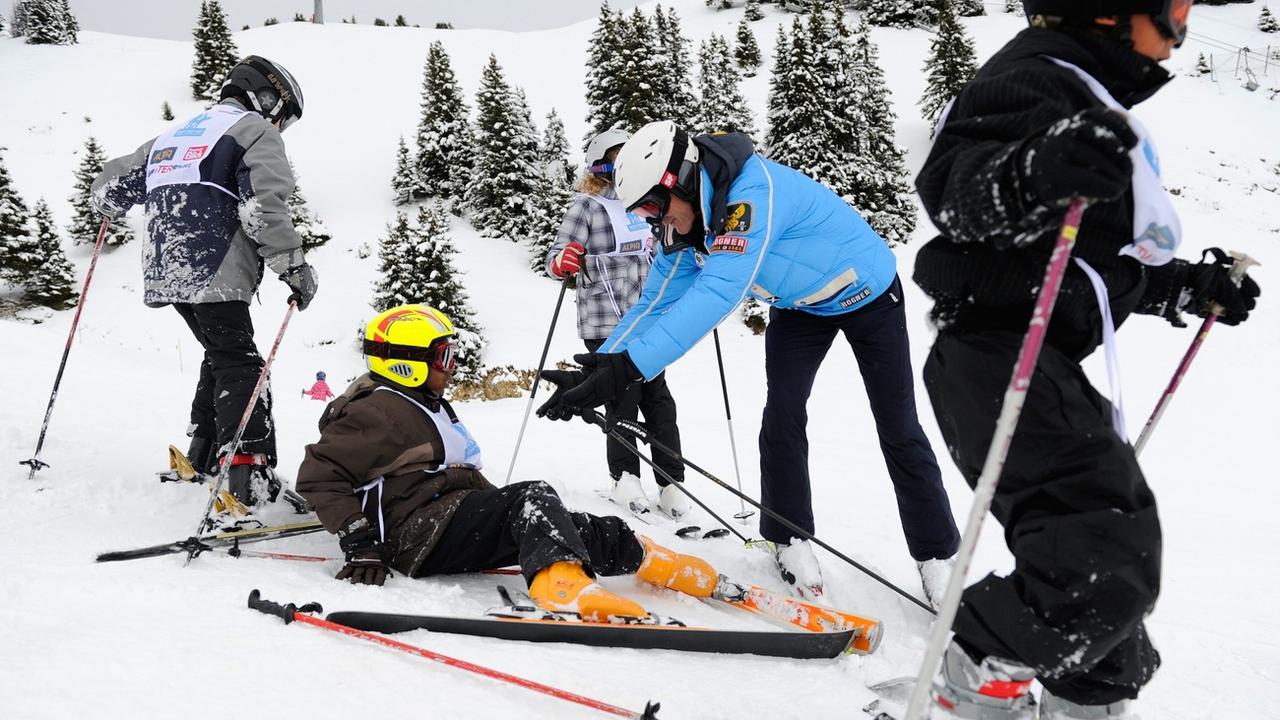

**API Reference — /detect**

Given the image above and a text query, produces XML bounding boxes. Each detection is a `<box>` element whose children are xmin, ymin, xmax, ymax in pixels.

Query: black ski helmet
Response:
<box><xmin>1023</xmin><ymin>0</ymin><xmax>1191</xmax><ymax>46</ymax></box>
<box><xmin>220</xmin><ymin>56</ymin><xmax>305</xmax><ymax>129</ymax></box>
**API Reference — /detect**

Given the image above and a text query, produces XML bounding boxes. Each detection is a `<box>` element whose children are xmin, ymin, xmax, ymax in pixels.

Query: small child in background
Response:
<box><xmin>303</xmin><ymin>371</ymin><xmax>334</xmax><ymax>401</ymax></box>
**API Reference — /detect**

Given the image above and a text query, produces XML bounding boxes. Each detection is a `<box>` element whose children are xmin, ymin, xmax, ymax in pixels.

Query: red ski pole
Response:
<box><xmin>21</xmin><ymin>218</ymin><xmax>111</xmax><ymax>480</ymax></box>
<box><xmin>901</xmin><ymin>198</ymin><xmax>1088</xmax><ymax>720</ymax></box>
<box><xmin>1133</xmin><ymin>251</ymin><xmax>1260</xmax><ymax>456</ymax></box>
<box><xmin>246</xmin><ymin>590</ymin><xmax>659</xmax><ymax>719</ymax></box>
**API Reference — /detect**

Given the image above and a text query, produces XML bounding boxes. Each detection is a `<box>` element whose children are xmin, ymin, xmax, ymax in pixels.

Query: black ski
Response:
<box><xmin>325</xmin><ymin>605</ymin><xmax>855</xmax><ymax>659</ymax></box>
<box><xmin>96</xmin><ymin>520</ymin><xmax>325</xmax><ymax>563</ymax></box>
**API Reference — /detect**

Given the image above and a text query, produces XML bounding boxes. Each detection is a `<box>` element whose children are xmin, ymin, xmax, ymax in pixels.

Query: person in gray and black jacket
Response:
<box><xmin>90</xmin><ymin>56</ymin><xmax>318</xmax><ymax>507</ymax></box>
<box><xmin>544</xmin><ymin>125</ymin><xmax>688</xmax><ymax>521</ymax></box>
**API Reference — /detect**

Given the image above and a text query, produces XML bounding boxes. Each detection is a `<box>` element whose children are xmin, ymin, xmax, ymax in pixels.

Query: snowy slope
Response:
<box><xmin>1</xmin><ymin>3</ymin><xmax>1277</xmax><ymax>718</ymax></box>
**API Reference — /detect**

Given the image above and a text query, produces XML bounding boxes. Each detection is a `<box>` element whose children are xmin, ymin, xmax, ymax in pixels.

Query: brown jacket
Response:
<box><xmin>296</xmin><ymin>374</ymin><xmax>495</xmax><ymax>576</ymax></box>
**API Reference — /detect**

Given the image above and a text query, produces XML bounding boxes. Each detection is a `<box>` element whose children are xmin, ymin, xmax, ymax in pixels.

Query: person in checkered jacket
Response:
<box><xmin>544</xmin><ymin>125</ymin><xmax>689</xmax><ymax>521</ymax></box>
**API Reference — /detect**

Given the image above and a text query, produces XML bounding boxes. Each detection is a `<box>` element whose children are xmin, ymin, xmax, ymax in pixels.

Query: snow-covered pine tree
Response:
<box><xmin>849</xmin><ymin>17</ymin><xmax>916</xmax><ymax>244</ymax></box>
<box><xmin>23</xmin><ymin>0</ymin><xmax>77</xmax><ymax>44</ymax></box>
<box><xmin>464</xmin><ymin>56</ymin><xmax>542</xmax><ymax>238</ymax></box>
<box><xmin>526</xmin><ymin>159</ymin><xmax>574</xmax><ymax>277</ymax></box>
<box><xmin>735</xmin><ymin>18</ymin><xmax>762</xmax><ymax>77</ymax></box>
<box><xmin>605</xmin><ymin>8</ymin><xmax>669</xmax><ymax>131</ymax></box>
<box><xmin>1260</xmin><ymin>6</ymin><xmax>1279</xmax><ymax>33</ymax></box>
<box><xmin>395</xmin><ymin>14</ymin><xmax>408</xmax><ymax>26</ymax></box>
<box><xmin>391</xmin><ymin>136</ymin><xmax>416</xmax><ymax>206</ymax></box>
<box><xmin>651</xmin><ymin>5</ymin><xmax>698</xmax><ymax>129</ymax></box>
<box><xmin>57</xmin><ymin>0</ymin><xmax>79</xmax><ymax>43</ymax></box>
<box><xmin>695</xmin><ymin>33</ymin><xmax>756</xmax><ymax>138</ymax></box>
<box><xmin>1004</xmin><ymin>0</ymin><xmax>1024</xmax><ymax>16</ymax></box>
<box><xmin>0</xmin><ymin>11</ymin><xmax>6</xmax><ymax>36</ymax></box>
<box><xmin>415</xmin><ymin>40</ymin><xmax>473</xmax><ymax>203</ymax></box>
<box><xmin>766</xmin><ymin>20</ymin><xmax>831</xmax><ymax>176</ymax></box>
<box><xmin>190</xmin><ymin>0</ymin><xmax>240</xmax><ymax>101</ymax></box>
<box><xmin>68</xmin><ymin>137</ymin><xmax>134</xmax><ymax>248</ymax></box>
<box><xmin>920</xmin><ymin>0</ymin><xmax>978</xmax><ymax>131</ymax></box>
<box><xmin>0</xmin><ymin>149</ymin><xmax>32</xmax><ymax>285</ymax></box>
<box><xmin>24</xmin><ymin>200</ymin><xmax>77</xmax><ymax>309</ymax></box>
<box><xmin>745</xmin><ymin>0</ymin><xmax>765</xmax><ymax>21</ymax></box>
<box><xmin>863</xmin><ymin>0</ymin><xmax>935</xmax><ymax>29</ymax></box>
<box><xmin>9</xmin><ymin>1</ymin><xmax>29</xmax><ymax>37</ymax></box>
<box><xmin>1194</xmin><ymin>52</ymin><xmax>1211</xmax><ymax>75</ymax></box>
<box><xmin>954</xmin><ymin>0</ymin><xmax>985</xmax><ymax>17</ymax></box>
<box><xmin>161</xmin><ymin>101</ymin><xmax>175</xmax><ymax>120</ymax></box>
<box><xmin>540</xmin><ymin>109</ymin><xmax>574</xmax><ymax>188</ymax></box>
<box><xmin>584</xmin><ymin>2</ymin><xmax>626</xmax><ymax>136</ymax></box>
<box><xmin>288</xmin><ymin>165</ymin><xmax>331</xmax><ymax>251</ymax></box>
<box><xmin>372</xmin><ymin>212</ymin><xmax>416</xmax><ymax>311</ymax></box>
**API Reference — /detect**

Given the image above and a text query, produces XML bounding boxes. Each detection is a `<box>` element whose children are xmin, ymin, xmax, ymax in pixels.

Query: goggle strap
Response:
<box><xmin>363</xmin><ymin>337</ymin><xmax>453</xmax><ymax>364</ymax></box>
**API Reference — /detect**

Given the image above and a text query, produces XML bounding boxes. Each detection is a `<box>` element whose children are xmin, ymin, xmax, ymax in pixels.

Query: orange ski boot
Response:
<box><xmin>636</xmin><ymin>535</ymin><xmax>719</xmax><ymax>598</ymax></box>
<box><xmin>529</xmin><ymin>560</ymin><xmax>648</xmax><ymax>623</ymax></box>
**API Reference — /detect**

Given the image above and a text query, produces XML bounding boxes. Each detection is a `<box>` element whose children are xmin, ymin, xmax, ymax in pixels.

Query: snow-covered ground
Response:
<box><xmin>1</xmin><ymin>2</ymin><xmax>1277</xmax><ymax>718</ymax></box>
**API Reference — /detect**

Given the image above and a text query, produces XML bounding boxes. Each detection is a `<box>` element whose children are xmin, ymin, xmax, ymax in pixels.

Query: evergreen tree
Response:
<box><xmin>373</xmin><ymin>17</ymin><xmax>387</xmax><ymax>26</ymax></box>
<box><xmin>745</xmin><ymin>0</ymin><xmax>765</xmax><ymax>21</ymax></box>
<box><xmin>190</xmin><ymin>0</ymin><xmax>240</xmax><ymax>101</ymax></box>
<box><xmin>695</xmin><ymin>33</ymin><xmax>756</xmax><ymax>138</ymax></box>
<box><xmin>540</xmin><ymin>109</ymin><xmax>574</xmax><ymax>187</ymax></box>
<box><xmin>68</xmin><ymin>136</ymin><xmax>134</xmax><ymax>248</ymax></box>
<box><xmin>263</xmin><ymin>17</ymin><xmax>279</xmax><ymax>26</ymax></box>
<box><xmin>848</xmin><ymin>18</ymin><xmax>916</xmax><ymax>244</ymax></box>
<box><xmin>288</xmin><ymin>166</ymin><xmax>331</xmax><ymax>251</ymax></box>
<box><xmin>293</xmin><ymin>12</ymin><xmax>305</xmax><ymax>21</ymax></box>
<box><xmin>863</xmin><ymin>0</ymin><xmax>935</xmax><ymax>29</ymax></box>
<box><xmin>1261</xmin><ymin>6</ymin><xmax>1279</xmax><ymax>33</ymax></box>
<box><xmin>526</xmin><ymin>163</ymin><xmax>574</xmax><ymax>278</ymax></box>
<box><xmin>651</xmin><ymin>5</ymin><xmax>698</xmax><ymax>129</ymax></box>
<box><xmin>735</xmin><ymin>18</ymin><xmax>762</xmax><ymax>76</ymax></box>
<box><xmin>415</xmin><ymin>40</ymin><xmax>473</xmax><ymax>203</ymax></box>
<box><xmin>395</xmin><ymin>14</ymin><xmax>408</xmax><ymax>26</ymax></box>
<box><xmin>1004</xmin><ymin>0</ymin><xmax>1024</xmax><ymax>16</ymax></box>
<box><xmin>10</xmin><ymin>1</ymin><xmax>28</xmax><ymax>36</ymax></box>
<box><xmin>23</xmin><ymin>0</ymin><xmax>77</xmax><ymax>44</ymax></box>
<box><xmin>954</xmin><ymin>0</ymin><xmax>985</xmax><ymax>17</ymax></box>
<box><xmin>161</xmin><ymin>101</ymin><xmax>175</xmax><ymax>120</ymax></box>
<box><xmin>464</xmin><ymin>55</ymin><xmax>542</xmax><ymax>238</ymax></box>
<box><xmin>24</xmin><ymin>200</ymin><xmax>78</xmax><ymax>309</ymax></box>
<box><xmin>1194</xmin><ymin>52</ymin><xmax>1211</xmax><ymax>75</ymax></box>
<box><xmin>0</xmin><ymin>11</ymin><xmax>6</xmax><ymax>36</ymax></box>
<box><xmin>372</xmin><ymin>212</ymin><xmax>415</xmax><ymax>311</ymax></box>
<box><xmin>584</xmin><ymin>2</ymin><xmax>625</xmax><ymax>136</ymax></box>
<box><xmin>920</xmin><ymin>0</ymin><xmax>978</xmax><ymax>131</ymax></box>
<box><xmin>766</xmin><ymin>20</ymin><xmax>829</xmax><ymax>176</ymax></box>
<box><xmin>391</xmin><ymin>136</ymin><xmax>417</xmax><ymax>206</ymax></box>
<box><xmin>0</xmin><ymin>149</ymin><xmax>33</xmax><ymax>285</ymax></box>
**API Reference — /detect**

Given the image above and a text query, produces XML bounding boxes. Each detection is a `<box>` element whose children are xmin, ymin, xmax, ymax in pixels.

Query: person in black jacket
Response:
<box><xmin>913</xmin><ymin>2</ymin><xmax>1260</xmax><ymax>718</ymax></box>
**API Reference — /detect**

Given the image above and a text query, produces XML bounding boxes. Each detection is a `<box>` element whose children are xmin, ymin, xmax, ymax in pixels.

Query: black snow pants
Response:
<box><xmin>584</xmin><ymin>338</ymin><xmax>684</xmax><ymax>485</ymax></box>
<box><xmin>924</xmin><ymin>331</ymin><xmax>1162</xmax><ymax>706</ymax></box>
<box><xmin>759</xmin><ymin>276</ymin><xmax>959</xmax><ymax>561</ymax></box>
<box><xmin>173</xmin><ymin>301</ymin><xmax>276</xmax><ymax>462</ymax></box>
<box><xmin>415</xmin><ymin>481</ymin><xmax>646</xmax><ymax>586</ymax></box>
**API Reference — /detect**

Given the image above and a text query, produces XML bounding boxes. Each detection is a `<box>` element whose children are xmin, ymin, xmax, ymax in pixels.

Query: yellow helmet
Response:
<box><xmin>363</xmin><ymin>305</ymin><xmax>457</xmax><ymax>388</ymax></box>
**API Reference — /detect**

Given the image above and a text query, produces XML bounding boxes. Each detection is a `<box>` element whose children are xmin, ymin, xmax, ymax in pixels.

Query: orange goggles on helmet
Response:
<box><xmin>362</xmin><ymin>337</ymin><xmax>457</xmax><ymax>373</ymax></box>
<box><xmin>1155</xmin><ymin>0</ymin><xmax>1191</xmax><ymax>47</ymax></box>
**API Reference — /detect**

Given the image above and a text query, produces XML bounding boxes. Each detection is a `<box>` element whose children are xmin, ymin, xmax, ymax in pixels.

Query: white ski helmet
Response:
<box><xmin>613</xmin><ymin>120</ymin><xmax>700</xmax><ymax>222</ymax></box>
<box><xmin>585</xmin><ymin>122</ymin><xmax>632</xmax><ymax>172</ymax></box>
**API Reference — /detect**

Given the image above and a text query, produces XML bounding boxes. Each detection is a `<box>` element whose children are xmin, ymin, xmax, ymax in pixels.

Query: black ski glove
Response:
<box><xmin>1017</xmin><ymin>108</ymin><xmax>1138</xmax><ymax>212</ymax></box>
<box><xmin>561</xmin><ymin>352</ymin><xmax>643</xmax><ymax>413</ymax></box>
<box><xmin>280</xmin><ymin>263</ymin><xmax>319</xmax><ymax>311</ymax></box>
<box><xmin>536</xmin><ymin>369</ymin><xmax>587</xmax><ymax>421</ymax></box>
<box><xmin>334</xmin><ymin>516</ymin><xmax>390</xmax><ymax>586</ymax></box>
<box><xmin>1183</xmin><ymin>248</ymin><xmax>1261</xmax><ymax>326</ymax></box>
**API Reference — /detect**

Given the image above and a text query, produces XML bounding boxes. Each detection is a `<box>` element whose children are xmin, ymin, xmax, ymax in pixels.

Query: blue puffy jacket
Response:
<box><xmin>601</xmin><ymin>135</ymin><xmax>898</xmax><ymax>380</ymax></box>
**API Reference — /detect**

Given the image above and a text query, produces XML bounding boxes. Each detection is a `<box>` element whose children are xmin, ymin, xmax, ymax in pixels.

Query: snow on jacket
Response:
<box><xmin>296</xmin><ymin>374</ymin><xmax>494</xmax><ymax>577</ymax></box>
<box><xmin>913</xmin><ymin>28</ymin><xmax>1186</xmax><ymax>360</ymax></box>
<box><xmin>601</xmin><ymin>132</ymin><xmax>898</xmax><ymax>380</ymax></box>
<box><xmin>304</xmin><ymin>379</ymin><xmax>334</xmax><ymax>401</ymax></box>
<box><xmin>90</xmin><ymin>99</ymin><xmax>305</xmax><ymax>307</ymax></box>
<box><xmin>544</xmin><ymin>186</ymin><xmax>654</xmax><ymax>340</ymax></box>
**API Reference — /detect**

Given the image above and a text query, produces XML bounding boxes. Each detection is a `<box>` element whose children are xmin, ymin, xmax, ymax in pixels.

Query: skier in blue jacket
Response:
<box><xmin>538</xmin><ymin>121</ymin><xmax>959</xmax><ymax>603</ymax></box>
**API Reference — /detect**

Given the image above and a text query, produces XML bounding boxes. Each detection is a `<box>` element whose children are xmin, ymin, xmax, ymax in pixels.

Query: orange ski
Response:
<box><xmin>712</xmin><ymin>580</ymin><xmax>883</xmax><ymax>655</ymax></box>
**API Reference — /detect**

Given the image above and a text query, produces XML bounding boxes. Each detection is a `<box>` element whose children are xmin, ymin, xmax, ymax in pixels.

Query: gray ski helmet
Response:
<box><xmin>1023</xmin><ymin>0</ymin><xmax>1190</xmax><ymax>46</ymax></box>
<box><xmin>220</xmin><ymin>56</ymin><xmax>305</xmax><ymax>129</ymax></box>
<box><xmin>585</xmin><ymin>122</ymin><xmax>632</xmax><ymax>173</ymax></box>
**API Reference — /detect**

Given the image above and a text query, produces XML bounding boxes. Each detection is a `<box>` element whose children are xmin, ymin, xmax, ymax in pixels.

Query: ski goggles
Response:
<box><xmin>628</xmin><ymin>187</ymin><xmax>673</xmax><ymax>225</ymax></box>
<box><xmin>363</xmin><ymin>337</ymin><xmax>457</xmax><ymax>373</ymax></box>
<box><xmin>588</xmin><ymin>162</ymin><xmax>615</xmax><ymax>176</ymax></box>
<box><xmin>1155</xmin><ymin>0</ymin><xmax>1191</xmax><ymax>47</ymax></box>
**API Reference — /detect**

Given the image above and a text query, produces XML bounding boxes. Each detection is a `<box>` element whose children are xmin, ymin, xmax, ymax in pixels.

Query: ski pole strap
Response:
<box><xmin>247</xmin><ymin>589</ymin><xmax>323</xmax><ymax>624</ymax></box>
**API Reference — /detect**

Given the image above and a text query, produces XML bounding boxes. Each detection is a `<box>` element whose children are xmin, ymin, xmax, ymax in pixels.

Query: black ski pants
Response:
<box><xmin>173</xmin><ymin>301</ymin><xmax>276</xmax><ymax>462</ymax></box>
<box><xmin>415</xmin><ymin>481</ymin><xmax>646</xmax><ymax>586</ymax></box>
<box><xmin>759</xmin><ymin>276</ymin><xmax>959</xmax><ymax>561</ymax></box>
<box><xmin>924</xmin><ymin>331</ymin><xmax>1161</xmax><ymax>706</ymax></box>
<box><xmin>584</xmin><ymin>338</ymin><xmax>684</xmax><ymax>485</ymax></box>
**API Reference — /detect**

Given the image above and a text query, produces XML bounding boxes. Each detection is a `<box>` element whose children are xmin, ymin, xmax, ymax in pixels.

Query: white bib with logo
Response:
<box><xmin>582</xmin><ymin>194</ymin><xmax>654</xmax><ymax>257</ymax></box>
<box><xmin>145</xmin><ymin>105</ymin><xmax>248</xmax><ymax>196</ymax></box>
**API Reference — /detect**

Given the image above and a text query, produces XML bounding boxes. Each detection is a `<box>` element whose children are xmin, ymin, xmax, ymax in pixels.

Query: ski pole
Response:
<box><xmin>186</xmin><ymin>302</ymin><xmax>297</xmax><ymax>560</ymax></box>
<box><xmin>598</xmin><ymin>411</ymin><xmax>933</xmax><ymax>614</ymax></box>
<box><xmin>585</xmin><ymin>411</ymin><xmax>751</xmax><ymax>544</ymax></box>
<box><xmin>20</xmin><ymin>218</ymin><xmax>110</xmax><ymax>480</ymax></box>
<box><xmin>1133</xmin><ymin>251</ymin><xmax>1260</xmax><ymax>456</ymax></box>
<box><xmin>504</xmin><ymin>276</ymin><xmax>571</xmax><ymax>486</ymax></box>
<box><xmin>902</xmin><ymin>198</ymin><xmax>1088</xmax><ymax>720</ymax></box>
<box><xmin>247</xmin><ymin>590</ymin><xmax>660</xmax><ymax>719</ymax></box>
<box><xmin>712</xmin><ymin>329</ymin><xmax>753</xmax><ymax>521</ymax></box>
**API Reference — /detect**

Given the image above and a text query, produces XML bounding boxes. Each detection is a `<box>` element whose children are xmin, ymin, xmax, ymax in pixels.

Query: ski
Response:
<box><xmin>95</xmin><ymin>519</ymin><xmax>325</xmax><ymax>563</ymax></box>
<box><xmin>596</xmin><ymin>489</ymin><xmax>726</xmax><ymax>540</ymax></box>
<box><xmin>710</xmin><ymin>577</ymin><xmax>883</xmax><ymax>655</ymax></box>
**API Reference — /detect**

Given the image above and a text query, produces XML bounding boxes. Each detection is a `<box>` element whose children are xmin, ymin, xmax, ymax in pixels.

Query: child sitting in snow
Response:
<box><xmin>302</xmin><ymin>371</ymin><xmax>334</xmax><ymax>401</ymax></box>
<box><xmin>295</xmin><ymin>304</ymin><xmax>717</xmax><ymax>621</ymax></box>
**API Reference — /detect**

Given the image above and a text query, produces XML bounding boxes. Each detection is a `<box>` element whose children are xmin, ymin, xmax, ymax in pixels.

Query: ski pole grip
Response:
<box><xmin>1227</xmin><ymin>250</ymin><xmax>1260</xmax><ymax>285</ymax></box>
<box><xmin>247</xmin><ymin>589</ymin><xmax>322</xmax><ymax>624</ymax></box>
